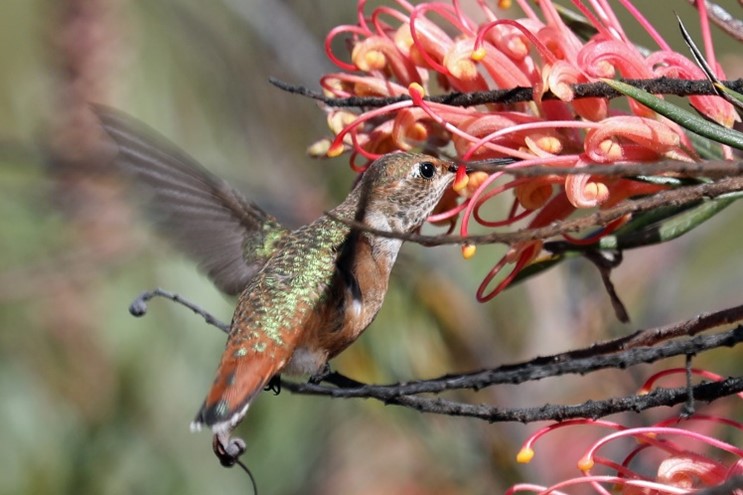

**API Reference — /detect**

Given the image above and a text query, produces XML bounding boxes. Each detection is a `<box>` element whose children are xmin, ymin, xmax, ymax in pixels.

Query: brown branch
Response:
<box><xmin>282</xmin><ymin>373</ymin><xmax>743</xmax><ymax>423</ymax></box>
<box><xmin>327</xmin><ymin>175</ymin><xmax>743</xmax><ymax>246</ymax></box>
<box><xmin>468</xmin><ymin>159</ymin><xmax>743</xmax><ymax>179</ymax></box>
<box><xmin>689</xmin><ymin>0</ymin><xmax>743</xmax><ymax>42</ymax></box>
<box><xmin>136</xmin><ymin>287</ymin><xmax>743</xmax><ymax>423</ymax></box>
<box><xmin>270</xmin><ymin>76</ymin><xmax>743</xmax><ymax>108</ymax></box>
<box><xmin>280</xmin><ymin>304</ymin><xmax>743</xmax><ymax>424</ymax></box>
<box><xmin>282</xmin><ymin>319</ymin><xmax>743</xmax><ymax>399</ymax></box>
<box><xmin>355</xmin><ymin>377</ymin><xmax>743</xmax><ymax>423</ymax></box>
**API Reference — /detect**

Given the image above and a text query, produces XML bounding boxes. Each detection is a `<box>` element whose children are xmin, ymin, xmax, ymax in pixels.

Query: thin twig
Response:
<box><xmin>270</xmin><ymin>77</ymin><xmax>743</xmax><ymax>108</ymax></box>
<box><xmin>281</xmin><ymin>325</ymin><xmax>743</xmax><ymax>399</ymax></box>
<box><xmin>468</xmin><ymin>159</ymin><xmax>743</xmax><ymax>178</ymax></box>
<box><xmin>681</xmin><ymin>354</ymin><xmax>695</xmax><ymax>418</ymax></box>
<box><xmin>325</xmin><ymin>175</ymin><xmax>743</xmax><ymax>246</ymax></box>
<box><xmin>581</xmin><ymin>250</ymin><xmax>629</xmax><ymax>323</ymax></box>
<box><xmin>129</xmin><ymin>288</ymin><xmax>230</xmax><ymax>333</ymax></box>
<box><xmin>134</xmin><ymin>285</ymin><xmax>743</xmax><ymax>423</ymax></box>
<box><xmin>282</xmin><ymin>375</ymin><xmax>743</xmax><ymax>423</ymax></box>
<box><xmin>689</xmin><ymin>0</ymin><xmax>743</xmax><ymax>42</ymax></box>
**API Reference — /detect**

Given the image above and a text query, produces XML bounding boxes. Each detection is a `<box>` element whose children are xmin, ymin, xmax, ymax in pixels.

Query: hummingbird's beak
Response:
<box><xmin>454</xmin><ymin>157</ymin><xmax>520</xmax><ymax>174</ymax></box>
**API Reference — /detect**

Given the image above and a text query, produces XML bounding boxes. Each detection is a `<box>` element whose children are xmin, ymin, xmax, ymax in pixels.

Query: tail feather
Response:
<box><xmin>191</xmin><ymin>340</ymin><xmax>287</xmax><ymax>434</ymax></box>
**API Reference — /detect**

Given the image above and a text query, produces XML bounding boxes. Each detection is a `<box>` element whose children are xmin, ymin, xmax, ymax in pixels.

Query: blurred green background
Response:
<box><xmin>1</xmin><ymin>1</ymin><xmax>743</xmax><ymax>494</ymax></box>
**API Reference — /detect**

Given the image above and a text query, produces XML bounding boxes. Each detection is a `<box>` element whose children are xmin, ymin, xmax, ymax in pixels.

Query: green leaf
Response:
<box><xmin>602</xmin><ymin>78</ymin><xmax>743</xmax><ymax>150</ymax></box>
<box><xmin>677</xmin><ymin>15</ymin><xmax>743</xmax><ymax>114</ymax></box>
<box><xmin>598</xmin><ymin>196</ymin><xmax>737</xmax><ymax>250</ymax></box>
<box><xmin>714</xmin><ymin>82</ymin><xmax>743</xmax><ymax>109</ymax></box>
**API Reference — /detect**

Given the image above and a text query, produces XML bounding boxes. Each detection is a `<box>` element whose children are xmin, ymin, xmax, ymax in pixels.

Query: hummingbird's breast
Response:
<box><xmin>286</xmin><ymin>233</ymin><xmax>394</xmax><ymax>374</ymax></box>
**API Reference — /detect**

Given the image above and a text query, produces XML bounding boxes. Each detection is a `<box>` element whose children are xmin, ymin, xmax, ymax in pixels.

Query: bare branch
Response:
<box><xmin>271</xmin><ymin>77</ymin><xmax>743</xmax><ymax>108</ymax></box>
<box><xmin>468</xmin><ymin>159</ymin><xmax>743</xmax><ymax>179</ymax></box>
<box><xmin>279</xmin><ymin>304</ymin><xmax>743</xmax><ymax>422</ymax></box>
<box><xmin>326</xmin><ymin>175</ymin><xmax>743</xmax><ymax>246</ymax></box>
<box><xmin>283</xmin><ymin>375</ymin><xmax>743</xmax><ymax>423</ymax></box>
<box><xmin>282</xmin><ymin>325</ymin><xmax>743</xmax><ymax>399</ymax></box>
<box><xmin>688</xmin><ymin>0</ymin><xmax>743</xmax><ymax>43</ymax></box>
<box><xmin>134</xmin><ymin>282</ymin><xmax>743</xmax><ymax>424</ymax></box>
<box><xmin>129</xmin><ymin>288</ymin><xmax>230</xmax><ymax>333</ymax></box>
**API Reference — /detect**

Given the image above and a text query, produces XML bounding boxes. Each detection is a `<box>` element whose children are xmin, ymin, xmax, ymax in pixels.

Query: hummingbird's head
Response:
<box><xmin>358</xmin><ymin>152</ymin><xmax>456</xmax><ymax>232</ymax></box>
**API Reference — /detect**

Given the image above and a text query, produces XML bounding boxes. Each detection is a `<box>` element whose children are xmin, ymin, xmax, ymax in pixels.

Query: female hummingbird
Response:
<box><xmin>96</xmin><ymin>107</ymin><xmax>462</xmax><ymax>465</ymax></box>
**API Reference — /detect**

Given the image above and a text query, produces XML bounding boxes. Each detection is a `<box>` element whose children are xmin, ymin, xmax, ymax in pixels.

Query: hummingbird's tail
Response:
<box><xmin>189</xmin><ymin>337</ymin><xmax>287</xmax><ymax>435</ymax></box>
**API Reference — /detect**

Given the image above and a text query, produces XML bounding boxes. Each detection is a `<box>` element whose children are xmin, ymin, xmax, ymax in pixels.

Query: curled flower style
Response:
<box><xmin>317</xmin><ymin>0</ymin><xmax>735</xmax><ymax>301</ymax></box>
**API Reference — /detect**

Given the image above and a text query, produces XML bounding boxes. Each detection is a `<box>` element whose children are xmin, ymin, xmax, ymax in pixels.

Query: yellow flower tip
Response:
<box><xmin>577</xmin><ymin>457</ymin><xmax>595</xmax><ymax>472</ymax></box>
<box><xmin>515</xmin><ymin>183</ymin><xmax>552</xmax><ymax>210</ymax></box>
<box><xmin>307</xmin><ymin>138</ymin><xmax>331</xmax><ymax>158</ymax></box>
<box><xmin>363</xmin><ymin>50</ymin><xmax>386</xmax><ymax>70</ymax></box>
<box><xmin>452</xmin><ymin>173</ymin><xmax>469</xmax><ymax>193</ymax></box>
<box><xmin>408</xmin><ymin>82</ymin><xmax>426</xmax><ymax>99</ymax></box>
<box><xmin>534</xmin><ymin>135</ymin><xmax>563</xmax><ymax>154</ymax></box>
<box><xmin>450</xmin><ymin>60</ymin><xmax>479</xmax><ymax>80</ymax></box>
<box><xmin>595</xmin><ymin>61</ymin><xmax>615</xmax><ymax>78</ymax></box>
<box><xmin>464</xmin><ymin>171</ymin><xmax>489</xmax><ymax>196</ymax></box>
<box><xmin>461</xmin><ymin>244</ymin><xmax>476</xmax><ymax>260</ymax></box>
<box><xmin>407</xmin><ymin>122</ymin><xmax>428</xmax><ymax>142</ymax></box>
<box><xmin>470</xmin><ymin>47</ymin><xmax>487</xmax><ymax>62</ymax></box>
<box><xmin>516</xmin><ymin>447</ymin><xmax>534</xmax><ymax>464</ymax></box>
<box><xmin>583</xmin><ymin>181</ymin><xmax>609</xmax><ymax>205</ymax></box>
<box><xmin>498</xmin><ymin>0</ymin><xmax>512</xmax><ymax>8</ymax></box>
<box><xmin>598</xmin><ymin>138</ymin><xmax>622</xmax><ymax>160</ymax></box>
<box><xmin>636</xmin><ymin>432</ymin><xmax>657</xmax><ymax>444</ymax></box>
<box><xmin>637</xmin><ymin>387</ymin><xmax>650</xmax><ymax>396</ymax></box>
<box><xmin>326</xmin><ymin>142</ymin><xmax>345</xmax><ymax>158</ymax></box>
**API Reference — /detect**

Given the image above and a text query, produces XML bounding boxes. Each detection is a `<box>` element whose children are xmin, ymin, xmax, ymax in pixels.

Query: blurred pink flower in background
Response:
<box><xmin>509</xmin><ymin>369</ymin><xmax>743</xmax><ymax>494</ymax></box>
<box><xmin>316</xmin><ymin>0</ymin><xmax>737</xmax><ymax>301</ymax></box>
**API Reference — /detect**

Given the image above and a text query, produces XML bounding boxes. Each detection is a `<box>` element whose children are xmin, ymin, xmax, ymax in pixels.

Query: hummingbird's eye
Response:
<box><xmin>418</xmin><ymin>161</ymin><xmax>436</xmax><ymax>179</ymax></box>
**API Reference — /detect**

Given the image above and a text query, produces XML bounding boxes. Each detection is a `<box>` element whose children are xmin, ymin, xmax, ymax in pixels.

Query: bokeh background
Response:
<box><xmin>2</xmin><ymin>1</ymin><xmax>743</xmax><ymax>493</ymax></box>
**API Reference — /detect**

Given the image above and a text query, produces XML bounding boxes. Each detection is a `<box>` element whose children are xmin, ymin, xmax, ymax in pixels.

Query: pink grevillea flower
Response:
<box><xmin>511</xmin><ymin>370</ymin><xmax>743</xmax><ymax>494</ymax></box>
<box><xmin>316</xmin><ymin>0</ymin><xmax>736</xmax><ymax>301</ymax></box>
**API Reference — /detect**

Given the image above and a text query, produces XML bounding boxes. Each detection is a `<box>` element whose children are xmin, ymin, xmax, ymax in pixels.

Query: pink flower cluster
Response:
<box><xmin>318</xmin><ymin>0</ymin><xmax>736</xmax><ymax>301</ymax></box>
<box><xmin>510</xmin><ymin>369</ymin><xmax>743</xmax><ymax>494</ymax></box>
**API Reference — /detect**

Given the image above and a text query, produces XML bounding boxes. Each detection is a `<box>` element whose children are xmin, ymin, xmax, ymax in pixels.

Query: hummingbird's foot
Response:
<box><xmin>309</xmin><ymin>363</ymin><xmax>332</xmax><ymax>384</ymax></box>
<box><xmin>212</xmin><ymin>433</ymin><xmax>246</xmax><ymax>468</ymax></box>
<box><xmin>264</xmin><ymin>374</ymin><xmax>281</xmax><ymax>395</ymax></box>
<box><xmin>311</xmin><ymin>366</ymin><xmax>366</xmax><ymax>388</ymax></box>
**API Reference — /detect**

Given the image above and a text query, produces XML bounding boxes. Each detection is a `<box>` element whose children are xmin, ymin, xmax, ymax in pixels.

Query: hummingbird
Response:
<box><xmin>94</xmin><ymin>106</ymin><xmax>467</xmax><ymax>466</ymax></box>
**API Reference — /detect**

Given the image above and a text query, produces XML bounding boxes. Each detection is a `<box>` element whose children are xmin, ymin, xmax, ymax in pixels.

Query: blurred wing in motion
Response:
<box><xmin>95</xmin><ymin>105</ymin><xmax>289</xmax><ymax>295</ymax></box>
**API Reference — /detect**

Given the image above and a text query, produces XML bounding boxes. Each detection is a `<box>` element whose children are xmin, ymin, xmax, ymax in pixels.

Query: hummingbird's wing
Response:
<box><xmin>94</xmin><ymin>106</ymin><xmax>289</xmax><ymax>295</ymax></box>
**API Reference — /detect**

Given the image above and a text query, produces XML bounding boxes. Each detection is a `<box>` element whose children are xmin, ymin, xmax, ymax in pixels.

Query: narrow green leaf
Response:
<box><xmin>677</xmin><ymin>15</ymin><xmax>743</xmax><ymax>113</ymax></box>
<box><xmin>677</xmin><ymin>16</ymin><xmax>718</xmax><ymax>84</ymax></box>
<box><xmin>602</xmin><ymin>78</ymin><xmax>743</xmax><ymax>150</ymax></box>
<box><xmin>599</xmin><ymin>196</ymin><xmax>737</xmax><ymax>250</ymax></box>
<box><xmin>714</xmin><ymin>82</ymin><xmax>743</xmax><ymax>108</ymax></box>
<box><xmin>632</xmin><ymin>175</ymin><xmax>699</xmax><ymax>187</ymax></box>
<box><xmin>686</xmin><ymin>129</ymin><xmax>725</xmax><ymax>160</ymax></box>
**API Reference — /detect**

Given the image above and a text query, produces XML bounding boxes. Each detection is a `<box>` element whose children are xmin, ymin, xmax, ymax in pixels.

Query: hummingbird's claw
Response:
<box><xmin>309</xmin><ymin>363</ymin><xmax>332</xmax><ymax>384</ymax></box>
<box><xmin>213</xmin><ymin>434</ymin><xmax>247</xmax><ymax>468</ymax></box>
<box><xmin>263</xmin><ymin>375</ymin><xmax>281</xmax><ymax>395</ymax></box>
